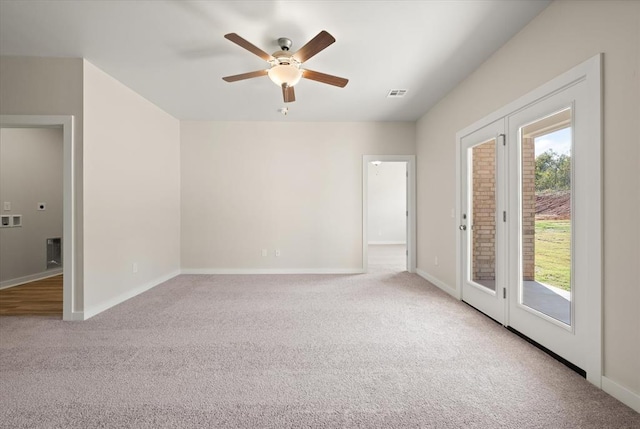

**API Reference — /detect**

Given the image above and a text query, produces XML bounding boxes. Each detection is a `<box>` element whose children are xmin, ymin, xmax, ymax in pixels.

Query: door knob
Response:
<box><xmin>459</xmin><ymin>225</ymin><xmax>467</xmax><ymax>231</ymax></box>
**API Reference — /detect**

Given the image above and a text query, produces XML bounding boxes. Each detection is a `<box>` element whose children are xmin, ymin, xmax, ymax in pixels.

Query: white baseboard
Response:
<box><xmin>181</xmin><ymin>268</ymin><xmax>364</xmax><ymax>275</ymax></box>
<box><xmin>0</xmin><ymin>269</ymin><xmax>63</xmax><ymax>290</ymax></box>
<box><xmin>416</xmin><ymin>268</ymin><xmax>459</xmax><ymax>299</ymax></box>
<box><xmin>69</xmin><ymin>311</ymin><xmax>84</xmax><ymax>321</ymax></box>
<box><xmin>368</xmin><ymin>241</ymin><xmax>407</xmax><ymax>245</ymax></box>
<box><xmin>602</xmin><ymin>376</ymin><xmax>640</xmax><ymax>413</ymax></box>
<box><xmin>83</xmin><ymin>270</ymin><xmax>180</xmax><ymax>320</ymax></box>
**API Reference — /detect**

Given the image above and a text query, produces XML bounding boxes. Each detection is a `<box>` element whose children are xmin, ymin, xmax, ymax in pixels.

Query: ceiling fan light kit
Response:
<box><xmin>223</xmin><ymin>30</ymin><xmax>348</xmax><ymax>103</ymax></box>
<box><xmin>267</xmin><ymin>63</ymin><xmax>302</xmax><ymax>87</ymax></box>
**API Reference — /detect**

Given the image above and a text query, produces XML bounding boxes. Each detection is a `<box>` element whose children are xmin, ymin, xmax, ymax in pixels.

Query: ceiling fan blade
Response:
<box><xmin>302</xmin><ymin>69</ymin><xmax>349</xmax><ymax>88</ymax></box>
<box><xmin>292</xmin><ymin>30</ymin><xmax>336</xmax><ymax>63</ymax></box>
<box><xmin>282</xmin><ymin>84</ymin><xmax>296</xmax><ymax>103</ymax></box>
<box><xmin>222</xmin><ymin>69</ymin><xmax>268</xmax><ymax>82</ymax></box>
<box><xmin>224</xmin><ymin>33</ymin><xmax>273</xmax><ymax>61</ymax></box>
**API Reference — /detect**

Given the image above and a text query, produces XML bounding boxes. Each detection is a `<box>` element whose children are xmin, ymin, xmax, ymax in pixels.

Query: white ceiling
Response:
<box><xmin>0</xmin><ymin>0</ymin><xmax>550</xmax><ymax>122</ymax></box>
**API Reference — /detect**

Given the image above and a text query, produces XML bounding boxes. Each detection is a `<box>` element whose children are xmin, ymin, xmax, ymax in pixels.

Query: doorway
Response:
<box><xmin>0</xmin><ymin>127</ymin><xmax>64</xmax><ymax>316</ymax></box>
<box><xmin>362</xmin><ymin>155</ymin><xmax>416</xmax><ymax>273</ymax></box>
<box><xmin>367</xmin><ymin>161</ymin><xmax>407</xmax><ymax>271</ymax></box>
<box><xmin>0</xmin><ymin>115</ymin><xmax>75</xmax><ymax>321</ymax></box>
<box><xmin>456</xmin><ymin>55</ymin><xmax>602</xmax><ymax>385</ymax></box>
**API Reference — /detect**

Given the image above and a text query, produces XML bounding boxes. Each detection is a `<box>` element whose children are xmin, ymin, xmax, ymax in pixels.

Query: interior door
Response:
<box><xmin>460</xmin><ymin>119</ymin><xmax>506</xmax><ymax>324</ymax></box>
<box><xmin>506</xmin><ymin>81</ymin><xmax>590</xmax><ymax>374</ymax></box>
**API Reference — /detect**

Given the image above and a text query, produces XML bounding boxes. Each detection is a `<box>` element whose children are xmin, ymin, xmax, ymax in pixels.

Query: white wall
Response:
<box><xmin>368</xmin><ymin>162</ymin><xmax>406</xmax><ymax>244</ymax></box>
<box><xmin>181</xmin><ymin>121</ymin><xmax>415</xmax><ymax>272</ymax></box>
<box><xmin>416</xmin><ymin>0</ymin><xmax>640</xmax><ymax>402</ymax></box>
<box><xmin>0</xmin><ymin>56</ymin><xmax>84</xmax><ymax>310</ymax></box>
<box><xmin>82</xmin><ymin>60</ymin><xmax>181</xmax><ymax>317</ymax></box>
<box><xmin>0</xmin><ymin>128</ymin><xmax>63</xmax><ymax>285</ymax></box>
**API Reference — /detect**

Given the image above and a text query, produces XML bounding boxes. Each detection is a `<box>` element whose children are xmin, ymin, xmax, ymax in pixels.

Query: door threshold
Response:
<box><xmin>462</xmin><ymin>300</ymin><xmax>503</xmax><ymax>325</ymax></box>
<box><xmin>463</xmin><ymin>300</ymin><xmax>586</xmax><ymax>378</ymax></box>
<box><xmin>506</xmin><ymin>326</ymin><xmax>586</xmax><ymax>378</ymax></box>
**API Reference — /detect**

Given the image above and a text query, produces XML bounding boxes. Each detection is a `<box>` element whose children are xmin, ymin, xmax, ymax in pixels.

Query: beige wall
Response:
<box><xmin>416</xmin><ymin>0</ymin><xmax>639</xmax><ymax>396</ymax></box>
<box><xmin>0</xmin><ymin>128</ymin><xmax>63</xmax><ymax>284</ymax></box>
<box><xmin>82</xmin><ymin>60</ymin><xmax>181</xmax><ymax>315</ymax></box>
<box><xmin>0</xmin><ymin>56</ymin><xmax>84</xmax><ymax>310</ymax></box>
<box><xmin>181</xmin><ymin>121</ymin><xmax>415</xmax><ymax>271</ymax></box>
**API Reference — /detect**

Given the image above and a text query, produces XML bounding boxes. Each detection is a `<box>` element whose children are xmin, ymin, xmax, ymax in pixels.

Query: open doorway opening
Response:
<box><xmin>0</xmin><ymin>127</ymin><xmax>64</xmax><ymax>317</ymax></box>
<box><xmin>362</xmin><ymin>155</ymin><xmax>416</xmax><ymax>274</ymax></box>
<box><xmin>0</xmin><ymin>115</ymin><xmax>75</xmax><ymax>321</ymax></box>
<box><xmin>367</xmin><ymin>161</ymin><xmax>407</xmax><ymax>272</ymax></box>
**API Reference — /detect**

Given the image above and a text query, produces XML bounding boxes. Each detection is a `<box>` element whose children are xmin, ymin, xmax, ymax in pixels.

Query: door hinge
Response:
<box><xmin>406</xmin><ymin>249</ymin><xmax>408</xmax><ymax>256</ymax></box>
<box><xmin>503</xmin><ymin>288</ymin><xmax>506</xmax><ymax>299</ymax></box>
<box><xmin>406</xmin><ymin>210</ymin><xmax>409</xmax><ymax>217</ymax></box>
<box><xmin>503</xmin><ymin>211</ymin><xmax>507</xmax><ymax>222</ymax></box>
<box><xmin>406</xmin><ymin>171</ymin><xmax>409</xmax><ymax>178</ymax></box>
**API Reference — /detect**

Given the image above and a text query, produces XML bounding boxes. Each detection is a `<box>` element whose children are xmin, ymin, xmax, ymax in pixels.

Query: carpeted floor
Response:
<box><xmin>1</xmin><ymin>249</ymin><xmax>638</xmax><ymax>428</ymax></box>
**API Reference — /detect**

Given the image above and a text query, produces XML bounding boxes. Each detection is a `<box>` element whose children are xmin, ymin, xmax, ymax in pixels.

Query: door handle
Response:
<box><xmin>459</xmin><ymin>225</ymin><xmax>467</xmax><ymax>231</ymax></box>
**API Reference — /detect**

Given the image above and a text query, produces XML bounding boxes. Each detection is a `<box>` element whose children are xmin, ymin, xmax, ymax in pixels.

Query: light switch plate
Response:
<box><xmin>3</xmin><ymin>202</ymin><xmax>10</xmax><ymax>211</ymax></box>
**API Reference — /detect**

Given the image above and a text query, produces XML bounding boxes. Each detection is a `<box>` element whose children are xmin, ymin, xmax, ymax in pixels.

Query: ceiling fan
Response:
<box><xmin>222</xmin><ymin>31</ymin><xmax>349</xmax><ymax>103</ymax></box>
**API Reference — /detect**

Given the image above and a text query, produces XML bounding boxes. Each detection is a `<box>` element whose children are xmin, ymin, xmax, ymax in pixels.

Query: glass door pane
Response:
<box><xmin>520</xmin><ymin>108</ymin><xmax>572</xmax><ymax>325</ymax></box>
<box><xmin>469</xmin><ymin>138</ymin><xmax>496</xmax><ymax>291</ymax></box>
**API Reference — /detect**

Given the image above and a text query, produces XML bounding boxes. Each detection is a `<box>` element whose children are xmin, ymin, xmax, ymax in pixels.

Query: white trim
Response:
<box><xmin>602</xmin><ymin>376</ymin><xmax>640</xmax><ymax>413</ymax></box>
<box><xmin>362</xmin><ymin>155</ymin><xmax>416</xmax><ymax>274</ymax></box>
<box><xmin>70</xmin><ymin>311</ymin><xmax>84</xmax><ymax>321</ymax></box>
<box><xmin>368</xmin><ymin>241</ymin><xmax>407</xmax><ymax>245</ymax></box>
<box><xmin>0</xmin><ymin>115</ymin><xmax>75</xmax><ymax>321</ymax></box>
<box><xmin>181</xmin><ymin>268</ymin><xmax>364</xmax><ymax>275</ymax></box>
<box><xmin>416</xmin><ymin>269</ymin><xmax>458</xmax><ymax>299</ymax></box>
<box><xmin>83</xmin><ymin>270</ymin><xmax>180</xmax><ymax>320</ymax></box>
<box><xmin>0</xmin><ymin>269</ymin><xmax>63</xmax><ymax>290</ymax></box>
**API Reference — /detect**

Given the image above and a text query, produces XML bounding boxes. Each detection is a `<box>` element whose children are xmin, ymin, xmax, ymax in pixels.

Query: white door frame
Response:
<box><xmin>455</xmin><ymin>54</ymin><xmax>602</xmax><ymax>386</ymax></box>
<box><xmin>1</xmin><ymin>115</ymin><xmax>76</xmax><ymax>321</ymax></box>
<box><xmin>362</xmin><ymin>155</ymin><xmax>416</xmax><ymax>273</ymax></box>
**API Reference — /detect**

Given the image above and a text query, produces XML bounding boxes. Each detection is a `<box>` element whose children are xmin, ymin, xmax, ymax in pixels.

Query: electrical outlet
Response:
<box><xmin>132</xmin><ymin>262</ymin><xmax>138</xmax><ymax>273</ymax></box>
<box><xmin>261</xmin><ymin>249</ymin><xmax>268</xmax><ymax>257</ymax></box>
<box><xmin>275</xmin><ymin>249</ymin><xmax>281</xmax><ymax>257</ymax></box>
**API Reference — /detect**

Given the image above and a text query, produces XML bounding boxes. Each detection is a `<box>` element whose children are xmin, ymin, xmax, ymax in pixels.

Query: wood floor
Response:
<box><xmin>0</xmin><ymin>275</ymin><xmax>63</xmax><ymax>317</ymax></box>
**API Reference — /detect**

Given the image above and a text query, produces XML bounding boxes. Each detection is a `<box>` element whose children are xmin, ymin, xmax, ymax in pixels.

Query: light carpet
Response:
<box><xmin>1</xmin><ymin>254</ymin><xmax>638</xmax><ymax>428</ymax></box>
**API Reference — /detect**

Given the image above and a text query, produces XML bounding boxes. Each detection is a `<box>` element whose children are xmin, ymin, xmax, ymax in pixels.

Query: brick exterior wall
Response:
<box><xmin>522</xmin><ymin>137</ymin><xmax>535</xmax><ymax>281</ymax></box>
<box><xmin>472</xmin><ymin>141</ymin><xmax>496</xmax><ymax>282</ymax></box>
<box><xmin>470</xmin><ymin>138</ymin><xmax>535</xmax><ymax>283</ymax></box>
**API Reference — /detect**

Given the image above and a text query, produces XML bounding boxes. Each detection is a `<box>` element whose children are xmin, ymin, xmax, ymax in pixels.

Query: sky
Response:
<box><xmin>534</xmin><ymin>127</ymin><xmax>572</xmax><ymax>158</ymax></box>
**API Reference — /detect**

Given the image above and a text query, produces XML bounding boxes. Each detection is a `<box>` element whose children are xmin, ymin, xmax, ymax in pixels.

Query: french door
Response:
<box><xmin>460</xmin><ymin>119</ymin><xmax>506</xmax><ymax>324</ymax></box>
<box><xmin>458</xmin><ymin>55</ymin><xmax>602</xmax><ymax>384</ymax></box>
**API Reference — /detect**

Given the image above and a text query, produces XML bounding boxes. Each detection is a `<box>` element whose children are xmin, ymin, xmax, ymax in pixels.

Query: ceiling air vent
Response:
<box><xmin>387</xmin><ymin>89</ymin><xmax>408</xmax><ymax>98</ymax></box>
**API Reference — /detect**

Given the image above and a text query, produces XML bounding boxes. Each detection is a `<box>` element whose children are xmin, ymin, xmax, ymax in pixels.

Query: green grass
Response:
<box><xmin>535</xmin><ymin>220</ymin><xmax>571</xmax><ymax>291</ymax></box>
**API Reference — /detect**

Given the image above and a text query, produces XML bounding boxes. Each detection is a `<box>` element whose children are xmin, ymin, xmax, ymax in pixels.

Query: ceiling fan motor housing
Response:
<box><xmin>277</xmin><ymin>37</ymin><xmax>293</xmax><ymax>51</ymax></box>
